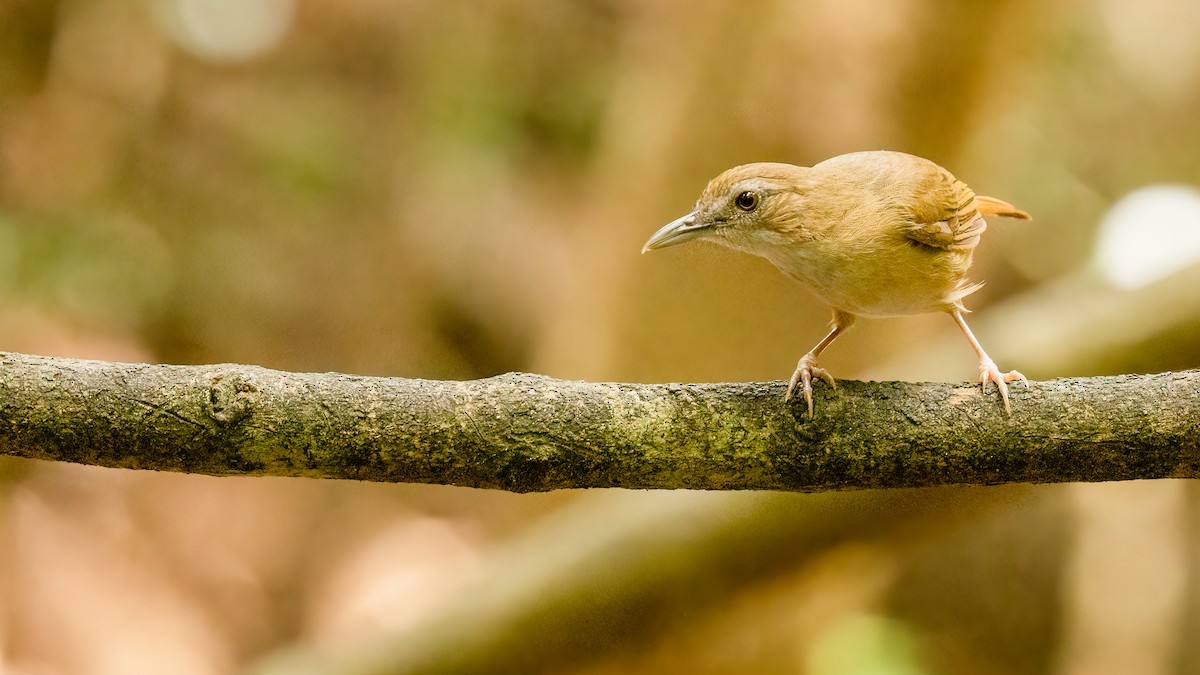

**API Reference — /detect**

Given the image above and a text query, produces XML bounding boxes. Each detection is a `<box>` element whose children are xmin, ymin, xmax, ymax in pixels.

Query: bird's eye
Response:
<box><xmin>735</xmin><ymin>191</ymin><xmax>759</xmax><ymax>211</ymax></box>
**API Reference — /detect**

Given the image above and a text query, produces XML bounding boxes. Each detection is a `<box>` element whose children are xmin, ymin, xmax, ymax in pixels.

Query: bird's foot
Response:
<box><xmin>786</xmin><ymin>353</ymin><xmax>836</xmax><ymax>417</ymax></box>
<box><xmin>978</xmin><ymin>358</ymin><xmax>1027</xmax><ymax>414</ymax></box>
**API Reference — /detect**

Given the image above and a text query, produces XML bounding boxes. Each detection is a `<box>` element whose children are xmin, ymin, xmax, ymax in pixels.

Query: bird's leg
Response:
<box><xmin>949</xmin><ymin>307</ymin><xmax>1027</xmax><ymax>414</ymax></box>
<box><xmin>787</xmin><ymin>310</ymin><xmax>856</xmax><ymax>416</ymax></box>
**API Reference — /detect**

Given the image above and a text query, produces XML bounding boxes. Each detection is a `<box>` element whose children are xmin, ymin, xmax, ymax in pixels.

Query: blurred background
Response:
<box><xmin>2</xmin><ymin>0</ymin><xmax>1200</xmax><ymax>673</ymax></box>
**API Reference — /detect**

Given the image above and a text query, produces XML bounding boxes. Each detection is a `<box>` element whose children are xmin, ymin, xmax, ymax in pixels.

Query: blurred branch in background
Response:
<box><xmin>1</xmin><ymin>351</ymin><xmax>1198</xmax><ymax>491</ymax></box>
<box><xmin>251</xmin><ymin>485</ymin><xmax>1040</xmax><ymax>675</ymax></box>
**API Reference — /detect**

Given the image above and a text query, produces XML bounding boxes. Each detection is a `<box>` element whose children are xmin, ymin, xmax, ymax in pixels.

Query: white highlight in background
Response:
<box><xmin>156</xmin><ymin>0</ymin><xmax>295</xmax><ymax>62</ymax></box>
<box><xmin>1094</xmin><ymin>184</ymin><xmax>1200</xmax><ymax>289</ymax></box>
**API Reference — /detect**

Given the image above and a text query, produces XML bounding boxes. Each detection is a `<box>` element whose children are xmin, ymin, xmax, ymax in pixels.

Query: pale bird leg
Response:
<box><xmin>949</xmin><ymin>307</ymin><xmax>1027</xmax><ymax>414</ymax></box>
<box><xmin>786</xmin><ymin>310</ymin><xmax>856</xmax><ymax>417</ymax></box>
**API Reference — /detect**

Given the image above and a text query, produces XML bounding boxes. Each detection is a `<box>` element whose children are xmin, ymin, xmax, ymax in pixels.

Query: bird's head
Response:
<box><xmin>642</xmin><ymin>162</ymin><xmax>814</xmax><ymax>255</ymax></box>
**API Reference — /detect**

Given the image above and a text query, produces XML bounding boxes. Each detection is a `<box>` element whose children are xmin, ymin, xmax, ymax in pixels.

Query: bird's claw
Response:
<box><xmin>979</xmin><ymin>358</ymin><xmax>1026</xmax><ymax>414</ymax></box>
<box><xmin>786</xmin><ymin>354</ymin><xmax>836</xmax><ymax>417</ymax></box>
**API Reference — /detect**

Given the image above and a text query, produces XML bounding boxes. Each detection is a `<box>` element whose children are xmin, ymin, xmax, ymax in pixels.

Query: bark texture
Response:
<box><xmin>0</xmin><ymin>352</ymin><xmax>1196</xmax><ymax>491</ymax></box>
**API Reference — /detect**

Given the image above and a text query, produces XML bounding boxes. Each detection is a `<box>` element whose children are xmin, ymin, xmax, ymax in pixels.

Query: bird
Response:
<box><xmin>642</xmin><ymin>150</ymin><xmax>1031</xmax><ymax>417</ymax></box>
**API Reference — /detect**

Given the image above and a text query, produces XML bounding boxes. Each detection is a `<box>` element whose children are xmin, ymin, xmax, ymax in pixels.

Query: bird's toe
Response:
<box><xmin>786</xmin><ymin>355</ymin><xmax>837</xmax><ymax>417</ymax></box>
<box><xmin>978</xmin><ymin>359</ymin><xmax>1024</xmax><ymax>414</ymax></box>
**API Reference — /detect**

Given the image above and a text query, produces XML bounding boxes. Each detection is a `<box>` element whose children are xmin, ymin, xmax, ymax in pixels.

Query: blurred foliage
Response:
<box><xmin>2</xmin><ymin>0</ymin><xmax>1200</xmax><ymax>673</ymax></box>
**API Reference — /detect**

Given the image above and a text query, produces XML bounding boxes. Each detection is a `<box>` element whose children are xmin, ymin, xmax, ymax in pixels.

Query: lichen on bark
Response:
<box><xmin>0</xmin><ymin>352</ymin><xmax>1197</xmax><ymax>491</ymax></box>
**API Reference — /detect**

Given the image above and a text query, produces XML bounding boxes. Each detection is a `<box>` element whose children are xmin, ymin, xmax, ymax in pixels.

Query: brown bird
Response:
<box><xmin>642</xmin><ymin>150</ymin><xmax>1031</xmax><ymax>416</ymax></box>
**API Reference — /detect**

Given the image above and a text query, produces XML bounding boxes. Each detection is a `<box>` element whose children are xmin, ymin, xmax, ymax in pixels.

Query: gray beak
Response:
<box><xmin>641</xmin><ymin>213</ymin><xmax>713</xmax><ymax>253</ymax></box>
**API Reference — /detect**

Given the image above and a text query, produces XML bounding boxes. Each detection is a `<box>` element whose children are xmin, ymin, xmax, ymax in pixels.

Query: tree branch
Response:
<box><xmin>0</xmin><ymin>351</ymin><xmax>1196</xmax><ymax>491</ymax></box>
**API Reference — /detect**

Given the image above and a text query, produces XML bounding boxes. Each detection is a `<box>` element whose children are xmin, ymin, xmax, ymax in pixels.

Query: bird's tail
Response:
<box><xmin>975</xmin><ymin>195</ymin><xmax>1032</xmax><ymax>220</ymax></box>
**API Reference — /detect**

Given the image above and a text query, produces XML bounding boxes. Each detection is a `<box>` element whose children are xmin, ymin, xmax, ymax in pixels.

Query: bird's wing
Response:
<box><xmin>899</xmin><ymin>167</ymin><xmax>987</xmax><ymax>253</ymax></box>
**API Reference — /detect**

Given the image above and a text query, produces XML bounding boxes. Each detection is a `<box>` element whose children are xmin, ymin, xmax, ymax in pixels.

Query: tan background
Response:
<box><xmin>2</xmin><ymin>0</ymin><xmax>1200</xmax><ymax>673</ymax></box>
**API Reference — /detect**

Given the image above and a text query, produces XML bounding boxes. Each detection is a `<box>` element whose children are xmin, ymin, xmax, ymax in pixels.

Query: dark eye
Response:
<box><xmin>735</xmin><ymin>191</ymin><xmax>759</xmax><ymax>211</ymax></box>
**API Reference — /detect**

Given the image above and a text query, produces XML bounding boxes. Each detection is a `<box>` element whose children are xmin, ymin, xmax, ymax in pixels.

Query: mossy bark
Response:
<box><xmin>0</xmin><ymin>352</ymin><xmax>1197</xmax><ymax>491</ymax></box>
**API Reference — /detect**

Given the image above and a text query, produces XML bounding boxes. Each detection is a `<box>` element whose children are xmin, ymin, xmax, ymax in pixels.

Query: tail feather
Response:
<box><xmin>975</xmin><ymin>195</ymin><xmax>1031</xmax><ymax>220</ymax></box>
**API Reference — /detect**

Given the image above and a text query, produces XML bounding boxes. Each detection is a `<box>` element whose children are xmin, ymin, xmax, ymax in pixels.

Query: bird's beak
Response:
<box><xmin>641</xmin><ymin>213</ymin><xmax>713</xmax><ymax>253</ymax></box>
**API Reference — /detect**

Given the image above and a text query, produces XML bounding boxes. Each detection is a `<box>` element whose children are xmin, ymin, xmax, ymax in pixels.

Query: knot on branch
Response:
<box><xmin>208</xmin><ymin>373</ymin><xmax>258</xmax><ymax>424</ymax></box>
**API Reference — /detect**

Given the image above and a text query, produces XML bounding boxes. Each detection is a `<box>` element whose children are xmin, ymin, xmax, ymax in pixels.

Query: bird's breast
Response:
<box><xmin>760</xmin><ymin>235</ymin><xmax>974</xmax><ymax>317</ymax></box>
